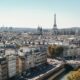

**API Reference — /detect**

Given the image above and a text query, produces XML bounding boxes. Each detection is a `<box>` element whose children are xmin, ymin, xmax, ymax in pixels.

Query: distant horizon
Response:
<box><xmin>0</xmin><ymin>0</ymin><xmax>80</xmax><ymax>28</ymax></box>
<box><xmin>0</xmin><ymin>25</ymin><xmax>80</xmax><ymax>29</ymax></box>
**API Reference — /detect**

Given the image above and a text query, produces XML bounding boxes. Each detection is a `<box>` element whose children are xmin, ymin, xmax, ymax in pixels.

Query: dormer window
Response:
<box><xmin>20</xmin><ymin>49</ymin><xmax>23</xmax><ymax>52</ymax></box>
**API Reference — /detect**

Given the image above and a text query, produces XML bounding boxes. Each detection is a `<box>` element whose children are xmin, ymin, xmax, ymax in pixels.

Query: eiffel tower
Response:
<box><xmin>53</xmin><ymin>14</ymin><xmax>58</xmax><ymax>35</ymax></box>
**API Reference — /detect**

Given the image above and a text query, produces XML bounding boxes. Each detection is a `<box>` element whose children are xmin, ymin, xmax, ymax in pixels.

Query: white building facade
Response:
<box><xmin>18</xmin><ymin>46</ymin><xmax>47</xmax><ymax>70</ymax></box>
<box><xmin>7</xmin><ymin>54</ymin><xmax>17</xmax><ymax>78</ymax></box>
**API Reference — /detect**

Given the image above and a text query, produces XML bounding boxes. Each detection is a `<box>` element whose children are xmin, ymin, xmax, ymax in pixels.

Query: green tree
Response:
<box><xmin>48</xmin><ymin>45</ymin><xmax>64</xmax><ymax>58</ymax></box>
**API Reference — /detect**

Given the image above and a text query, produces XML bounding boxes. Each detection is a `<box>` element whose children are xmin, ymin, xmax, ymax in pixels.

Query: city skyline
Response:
<box><xmin>0</xmin><ymin>0</ymin><xmax>80</xmax><ymax>28</ymax></box>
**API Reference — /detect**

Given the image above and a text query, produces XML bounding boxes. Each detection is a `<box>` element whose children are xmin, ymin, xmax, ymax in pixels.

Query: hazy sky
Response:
<box><xmin>0</xmin><ymin>0</ymin><xmax>80</xmax><ymax>28</ymax></box>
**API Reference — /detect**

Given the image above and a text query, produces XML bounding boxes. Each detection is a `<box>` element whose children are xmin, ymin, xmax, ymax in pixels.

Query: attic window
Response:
<box><xmin>20</xmin><ymin>49</ymin><xmax>23</xmax><ymax>52</ymax></box>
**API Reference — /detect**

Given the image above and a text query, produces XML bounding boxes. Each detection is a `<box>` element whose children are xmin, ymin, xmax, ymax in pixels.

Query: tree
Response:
<box><xmin>15</xmin><ymin>43</ymin><xmax>21</xmax><ymax>49</ymax></box>
<box><xmin>48</xmin><ymin>44</ymin><xmax>64</xmax><ymax>58</ymax></box>
<box><xmin>67</xmin><ymin>69</ymin><xmax>80</xmax><ymax>80</ymax></box>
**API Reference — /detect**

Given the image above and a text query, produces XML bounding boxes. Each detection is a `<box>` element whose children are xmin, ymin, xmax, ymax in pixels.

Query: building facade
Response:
<box><xmin>18</xmin><ymin>46</ymin><xmax>47</xmax><ymax>72</ymax></box>
<box><xmin>0</xmin><ymin>57</ymin><xmax>8</xmax><ymax>80</ymax></box>
<box><xmin>6</xmin><ymin>54</ymin><xmax>17</xmax><ymax>78</ymax></box>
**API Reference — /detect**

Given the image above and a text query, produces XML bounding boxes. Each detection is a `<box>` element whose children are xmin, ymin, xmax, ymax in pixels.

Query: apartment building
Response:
<box><xmin>16</xmin><ymin>56</ymin><xmax>26</xmax><ymax>74</ymax></box>
<box><xmin>6</xmin><ymin>54</ymin><xmax>17</xmax><ymax>78</ymax></box>
<box><xmin>18</xmin><ymin>46</ymin><xmax>47</xmax><ymax>70</ymax></box>
<box><xmin>0</xmin><ymin>56</ymin><xmax>8</xmax><ymax>80</ymax></box>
